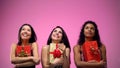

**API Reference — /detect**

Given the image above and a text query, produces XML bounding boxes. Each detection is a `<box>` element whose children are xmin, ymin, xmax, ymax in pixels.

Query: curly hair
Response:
<box><xmin>77</xmin><ymin>21</ymin><xmax>102</xmax><ymax>47</ymax></box>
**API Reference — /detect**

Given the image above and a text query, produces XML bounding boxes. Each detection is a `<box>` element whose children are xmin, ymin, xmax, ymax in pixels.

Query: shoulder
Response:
<box><xmin>11</xmin><ymin>43</ymin><xmax>17</xmax><ymax>48</ymax></box>
<box><xmin>73</xmin><ymin>45</ymin><xmax>80</xmax><ymax>50</ymax></box>
<box><xmin>100</xmin><ymin>44</ymin><xmax>106</xmax><ymax>50</ymax></box>
<box><xmin>73</xmin><ymin>45</ymin><xmax>82</xmax><ymax>52</ymax></box>
<box><xmin>99</xmin><ymin>44</ymin><xmax>106</xmax><ymax>53</ymax></box>
<box><xmin>10</xmin><ymin>43</ymin><xmax>17</xmax><ymax>51</ymax></box>
<box><xmin>101</xmin><ymin>44</ymin><xmax>106</xmax><ymax>48</ymax></box>
<box><xmin>42</xmin><ymin>45</ymin><xmax>49</xmax><ymax>50</ymax></box>
<box><xmin>31</xmin><ymin>42</ymin><xmax>38</xmax><ymax>46</ymax></box>
<box><xmin>31</xmin><ymin>42</ymin><xmax>39</xmax><ymax>48</ymax></box>
<box><xmin>65</xmin><ymin>47</ymin><xmax>70</xmax><ymax>53</ymax></box>
<box><xmin>41</xmin><ymin>45</ymin><xmax>49</xmax><ymax>54</ymax></box>
<box><xmin>66</xmin><ymin>47</ymin><xmax>70</xmax><ymax>51</ymax></box>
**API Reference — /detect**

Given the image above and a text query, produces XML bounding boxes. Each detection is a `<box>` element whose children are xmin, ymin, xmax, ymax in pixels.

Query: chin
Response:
<box><xmin>86</xmin><ymin>36</ymin><xmax>94</xmax><ymax>38</ymax></box>
<box><xmin>21</xmin><ymin>38</ymin><xmax>29</xmax><ymax>40</ymax></box>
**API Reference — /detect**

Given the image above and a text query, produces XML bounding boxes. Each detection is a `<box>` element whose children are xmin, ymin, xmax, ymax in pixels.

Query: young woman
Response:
<box><xmin>10</xmin><ymin>24</ymin><xmax>40</xmax><ymax>68</ymax></box>
<box><xmin>74</xmin><ymin>21</ymin><xmax>107</xmax><ymax>68</ymax></box>
<box><xmin>41</xmin><ymin>26</ymin><xmax>71</xmax><ymax>68</ymax></box>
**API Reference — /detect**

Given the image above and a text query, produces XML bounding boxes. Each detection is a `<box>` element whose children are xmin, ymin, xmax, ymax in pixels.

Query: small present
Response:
<box><xmin>82</xmin><ymin>41</ymin><xmax>100</xmax><ymax>62</ymax></box>
<box><xmin>16</xmin><ymin>45</ymin><xmax>31</xmax><ymax>57</ymax></box>
<box><xmin>49</xmin><ymin>43</ymin><xmax>63</xmax><ymax>63</ymax></box>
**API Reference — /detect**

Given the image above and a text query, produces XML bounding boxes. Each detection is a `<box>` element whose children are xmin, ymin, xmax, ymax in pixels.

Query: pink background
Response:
<box><xmin>0</xmin><ymin>0</ymin><xmax>120</xmax><ymax>68</ymax></box>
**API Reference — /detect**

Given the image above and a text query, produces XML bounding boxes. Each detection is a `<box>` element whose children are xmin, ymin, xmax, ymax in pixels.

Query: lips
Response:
<box><xmin>86</xmin><ymin>32</ymin><xmax>93</xmax><ymax>35</ymax></box>
<box><xmin>53</xmin><ymin>34</ymin><xmax>60</xmax><ymax>38</ymax></box>
<box><xmin>21</xmin><ymin>33</ymin><xmax>29</xmax><ymax>37</ymax></box>
<box><xmin>87</xmin><ymin>33</ymin><xmax>92</xmax><ymax>35</ymax></box>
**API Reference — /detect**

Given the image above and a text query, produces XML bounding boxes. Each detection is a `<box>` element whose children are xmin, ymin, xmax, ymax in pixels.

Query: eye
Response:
<box><xmin>91</xmin><ymin>27</ymin><xmax>95</xmax><ymax>30</ymax></box>
<box><xmin>53</xmin><ymin>29</ymin><xmax>57</xmax><ymax>32</ymax></box>
<box><xmin>27</xmin><ymin>29</ymin><xmax>31</xmax><ymax>32</ymax></box>
<box><xmin>21</xmin><ymin>28</ymin><xmax>25</xmax><ymax>31</ymax></box>
<box><xmin>85</xmin><ymin>26</ymin><xmax>89</xmax><ymax>29</ymax></box>
<box><xmin>58</xmin><ymin>31</ymin><xmax>62</xmax><ymax>34</ymax></box>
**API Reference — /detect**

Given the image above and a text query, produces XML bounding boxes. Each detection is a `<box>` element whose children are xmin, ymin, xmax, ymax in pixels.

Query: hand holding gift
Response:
<box><xmin>49</xmin><ymin>43</ymin><xmax>65</xmax><ymax>64</ymax></box>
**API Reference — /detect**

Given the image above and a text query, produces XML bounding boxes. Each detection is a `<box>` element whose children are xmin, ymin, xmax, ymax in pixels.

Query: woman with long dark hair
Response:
<box><xmin>41</xmin><ymin>26</ymin><xmax>71</xmax><ymax>68</ymax></box>
<box><xmin>74</xmin><ymin>21</ymin><xmax>107</xmax><ymax>68</ymax></box>
<box><xmin>10</xmin><ymin>24</ymin><xmax>40</xmax><ymax>68</ymax></box>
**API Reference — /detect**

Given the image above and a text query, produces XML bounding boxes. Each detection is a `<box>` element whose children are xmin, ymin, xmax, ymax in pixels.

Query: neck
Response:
<box><xmin>52</xmin><ymin>40</ymin><xmax>60</xmax><ymax>44</ymax></box>
<box><xmin>85</xmin><ymin>37</ymin><xmax>93</xmax><ymax>41</ymax></box>
<box><xmin>21</xmin><ymin>40</ymin><xmax>29</xmax><ymax>46</ymax></box>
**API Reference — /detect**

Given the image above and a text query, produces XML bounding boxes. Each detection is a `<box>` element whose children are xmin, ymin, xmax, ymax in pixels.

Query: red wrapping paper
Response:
<box><xmin>49</xmin><ymin>43</ymin><xmax>63</xmax><ymax>63</ymax></box>
<box><xmin>82</xmin><ymin>41</ymin><xmax>100</xmax><ymax>62</ymax></box>
<box><xmin>16</xmin><ymin>45</ymin><xmax>31</xmax><ymax>57</ymax></box>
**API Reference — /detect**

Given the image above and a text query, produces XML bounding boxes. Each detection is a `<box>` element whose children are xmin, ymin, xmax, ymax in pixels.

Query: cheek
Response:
<box><xmin>92</xmin><ymin>32</ymin><xmax>95</xmax><ymax>36</ymax></box>
<box><xmin>51</xmin><ymin>35</ymin><xmax>54</xmax><ymax>39</ymax></box>
<box><xmin>20</xmin><ymin>32</ymin><xmax>23</xmax><ymax>36</ymax></box>
<box><xmin>20</xmin><ymin>31</ymin><xmax>23</xmax><ymax>34</ymax></box>
<box><xmin>51</xmin><ymin>33</ymin><xmax>54</xmax><ymax>36</ymax></box>
<box><xmin>59</xmin><ymin>34</ymin><xmax>63</xmax><ymax>39</ymax></box>
<box><xmin>27</xmin><ymin>31</ymin><xmax>32</xmax><ymax>38</ymax></box>
<box><xmin>83</xmin><ymin>30</ymin><xmax>87</xmax><ymax>35</ymax></box>
<box><xmin>51</xmin><ymin>32</ymin><xmax>55</xmax><ymax>36</ymax></box>
<box><xmin>29</xmin><ymin>33</ymin><xmax>32</xmax><ymax>37</ymax></box>
<box><xmin>28</xmin><ymin>31</ymin><xmax>31</xmax><ymax>34</ymax></box>
<box><xmin>92</xmin><ymin>30</ymin><xmax>95</xmax><ymax>34</ymax></box>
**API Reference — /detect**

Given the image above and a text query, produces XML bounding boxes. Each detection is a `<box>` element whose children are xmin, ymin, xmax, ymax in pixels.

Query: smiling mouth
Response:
<box><xmin>22</xmin><ymin>33</ymin><xmax>29</xmax><ymax>37</ymax></box>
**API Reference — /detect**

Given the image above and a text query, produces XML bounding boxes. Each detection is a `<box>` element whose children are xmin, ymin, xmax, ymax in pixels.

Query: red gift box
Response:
<box><xmin>49</xmin><ymin>43</ymin><xmax>63</xmax><ymax>63</ymax></box>
<box><xmin>82</xmin><ymin>41</ymin><xmax>100</xmax><ymax>62</ymax></box>
<box><xmin>16</xmin><ymin>45</ymin><xmax>31</xmax><ymax>57</ymax></box>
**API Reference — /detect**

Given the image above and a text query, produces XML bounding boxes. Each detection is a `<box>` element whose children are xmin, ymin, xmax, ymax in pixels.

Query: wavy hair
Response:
<box><xmin>47</xmin><ymin>26</ymin><xmax>70</xmax><ymax>49</ymax></box>
<box><xmin>17</xmin><ymin>24</ymin><xmax>37</xmax><ymax>45</ymax></box>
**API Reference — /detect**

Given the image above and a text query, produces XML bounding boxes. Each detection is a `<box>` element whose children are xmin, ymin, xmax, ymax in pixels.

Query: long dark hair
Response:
<box><xmin>77</xmin><ymin>21</ymin><xmax>102</xmax><ymax>47</ymax></box>
<box><xmin>17</xmin><ymin>24</ymin><xmax>37</xmax><ymax>45</ymax></box>
<box><xmin>47</xmin><ymin>26</ymin><xmax>70</xmax><ymax>49</ymax></box>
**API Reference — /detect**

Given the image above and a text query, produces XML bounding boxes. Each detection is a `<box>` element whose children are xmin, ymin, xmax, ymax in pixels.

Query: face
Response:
<box><xmin>20</xmin><ymin>25</ymin><xmax>32</xmax><ymax>40</ymax></box>
<box><xmin>84</xmin><ymin>23</ymin><xmax>95</xmax><ymax>38</ymax></box>
<box><xmin>51</xmin><ymin>28</ymin><xmax>63</xmax><ymax>43</ymax></box>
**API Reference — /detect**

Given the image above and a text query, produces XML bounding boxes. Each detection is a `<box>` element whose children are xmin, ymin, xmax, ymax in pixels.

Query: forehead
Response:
<box><xmin>54</xmin><ymin>28</ymin><xmax>62</xmax><ymax>31</ymax></box>
<box><xmin>85</xmin><ymin>23</ymin><xmax>94</xmax><ymax>27</ymax></box>
<box><xmin>22</xmin><ymin>25</ymin><xmax>31</xmax><ymax>29</ymax></box>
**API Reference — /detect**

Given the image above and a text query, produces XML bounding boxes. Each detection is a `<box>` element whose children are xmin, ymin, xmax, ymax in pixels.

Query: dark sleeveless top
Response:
<box><xmin>54</xmin><ymin>65</ymin><xmax>63</xmax><ymax>68</ymax></box>
<box><xmin>16</xmin><ymin>45</ymin><xmax>35</xmax><ymax>68</ymax></box>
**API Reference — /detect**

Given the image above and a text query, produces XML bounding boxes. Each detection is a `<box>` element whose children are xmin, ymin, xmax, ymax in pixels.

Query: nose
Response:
<box><xmin>56</xmin><ymin>32</ymin><xmax>59</xmax><ymax>35</ymax></box>
<box><xmin>88</xmin><ymin>28</ymin><xmax>91</xmax><ymax>31</ymax></box>
<box><xmin>23</xmin><ymin>30</ymin><xmax>28</xmax><ymax>34</ymax></box>
<box><xmin>55</xmin><ymin>31</ymin><xmax>59</xmax><ymax>35</ymax></box>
